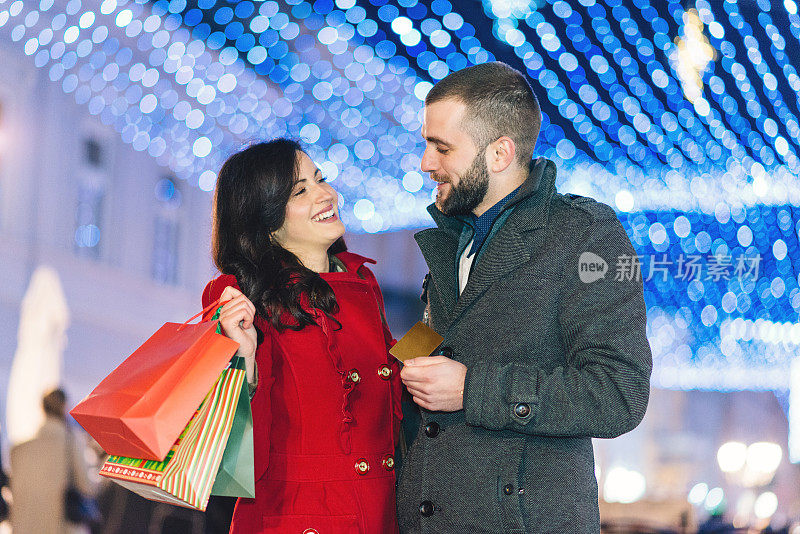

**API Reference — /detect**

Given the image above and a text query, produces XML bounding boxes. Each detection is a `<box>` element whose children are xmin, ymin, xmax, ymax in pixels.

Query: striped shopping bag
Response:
<box><xmin>99</xmin><ymin>363</ymin><xmax>250</xmax><ymax>511</ymax></box>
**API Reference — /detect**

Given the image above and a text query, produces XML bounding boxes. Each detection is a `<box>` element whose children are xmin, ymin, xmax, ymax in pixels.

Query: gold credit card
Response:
<box><xmin>389</xmin><ymin>322</ymin><xmax>444</xmax><ymax>362</ymax></box>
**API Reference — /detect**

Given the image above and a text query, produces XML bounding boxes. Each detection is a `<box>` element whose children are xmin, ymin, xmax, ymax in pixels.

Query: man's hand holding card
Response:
<box><xmin>394</xmin><ymin>323</ymin><xmax>467</xmax><ymax>413</ymax></box>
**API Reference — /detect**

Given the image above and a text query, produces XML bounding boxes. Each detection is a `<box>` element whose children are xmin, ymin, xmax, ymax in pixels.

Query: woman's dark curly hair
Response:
<box><xmin>211</xmin><ymin>139</ymin><xmax>345</xmax><ymax>331</ymax></box>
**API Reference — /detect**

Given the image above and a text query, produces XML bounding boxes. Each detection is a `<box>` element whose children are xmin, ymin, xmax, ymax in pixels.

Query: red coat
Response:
<box><xmin>202</xmin><ymin>252</ymin><xmax>402</xmax><ymax>534</ymax></box>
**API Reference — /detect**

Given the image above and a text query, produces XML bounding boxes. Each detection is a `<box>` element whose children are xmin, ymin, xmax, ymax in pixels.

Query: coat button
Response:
<box><xmin>381</xmin><ymin>454</ymin><xmax>395</xmax><ymax>471</ymax></box>
<box><xmin>514</xmin><ymin>403</ymin><xmax>531</xmax><ymax>418</ymax></box>
<box><xmin>354</xmin><ymin>458</ymin><xmax>369</xmax><ymax>475</ymax></box>
<box><xmin>348</xmin><ymin>369</ymin><xmax>361</xmax><ymax>384</ymax></box>
<box><xmin>302</xmin><ymin>530</ymin><xmax>319</xmax><ymax>534</ymax></box>
<box><xmin>424</xmin><ymin>422</ymin><xmax>440</xmax><ymax>438</ymax></box>
<box><xmin>503</xmin><ymin>484</ymin><xmax>514</xmax><ymax>495</ymax></box>
<box><xmin>435</xmin><ymin>346</ymin><xmax>453</xmax><ymax>358</ymax></box>
<box><xmin>377</xmin><ymin>364</ymin><xmax>392</xmax><ymax>380</ymax></box>
<box><xmin>419</xmin><ymin>501</ymin><xmax>434</xmax><ymax>517</ymax></box>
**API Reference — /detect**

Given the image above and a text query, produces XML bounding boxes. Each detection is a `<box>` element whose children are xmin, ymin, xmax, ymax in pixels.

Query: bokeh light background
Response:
<box><xmin>2</xmin><ymin>0</ymin><xmax>799</xmax><ymax>394</ymax></box>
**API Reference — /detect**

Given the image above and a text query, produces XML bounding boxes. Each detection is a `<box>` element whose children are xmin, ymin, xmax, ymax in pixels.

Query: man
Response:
<box><xmin>397</xmin><ymin>62</ymin><xmax>652</xmax><ymax>533</ymax></box>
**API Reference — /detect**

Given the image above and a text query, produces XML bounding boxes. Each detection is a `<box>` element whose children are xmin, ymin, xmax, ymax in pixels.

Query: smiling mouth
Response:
<box><xmin>312</xmin><ymin>208</ymin><xmax>336</xmax><ymax>222</ymax></box>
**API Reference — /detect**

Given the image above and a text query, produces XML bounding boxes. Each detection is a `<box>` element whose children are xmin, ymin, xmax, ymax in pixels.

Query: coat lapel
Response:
<box><xmin>416</xmin><ymin>158</ymin><xmax>559</xmax><ymax>330</ymax></box>
<box><xmin>442</xmin><ymin>158</ymin><xmax>558</xmax><ymax>328</ymax></box>
<box><xmin>414</xmin><ymin>227</ymin><xmax>459</xmax><ymax>320</ymax></box>
<box><xmin>449</xmin><ymin>228</ymin><xmax>532</xmax><ymax>325</ymax></box>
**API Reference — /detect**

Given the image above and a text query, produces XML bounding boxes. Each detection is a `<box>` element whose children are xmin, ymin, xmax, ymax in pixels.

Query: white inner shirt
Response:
<box><xmin>458</xmin><ymin>240</ymin><xmax>475</xmax><ymax>295</ymax></box>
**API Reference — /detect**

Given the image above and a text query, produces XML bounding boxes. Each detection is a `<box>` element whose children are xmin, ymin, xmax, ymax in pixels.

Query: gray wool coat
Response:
<box><xmin>396</xmin><ymin>158</ymin><xmax>652</xmax><ymax>533</ymax></box>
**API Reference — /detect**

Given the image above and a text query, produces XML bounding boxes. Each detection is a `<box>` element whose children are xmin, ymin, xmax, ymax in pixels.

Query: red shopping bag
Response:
<box><xmin>70</xmin><ymin>299</ymin><xmax>239</xmax><ymax>461</ymax></box>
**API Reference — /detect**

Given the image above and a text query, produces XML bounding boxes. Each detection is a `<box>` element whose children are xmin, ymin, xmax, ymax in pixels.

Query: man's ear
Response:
<box><xmin>487</xmin><ymin>136</ymin><xmax>516</xmax><ymax>173</ymax></box>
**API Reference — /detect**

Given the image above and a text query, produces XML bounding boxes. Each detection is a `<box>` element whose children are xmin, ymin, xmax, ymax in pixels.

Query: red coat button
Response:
<box><xmin>382</xmin><ymin>454</ymin><xmax>395</xmax><ymax>471</ymax></box>
<box><xmin>355</xmin><ymin>458</ymin><xmax>369</xmax><ymax>475</ymax></box>
<box><xmin>348</xmin><ymin>369</ymin><xmax>361</xmax><ymax>384</ymax></box>
<box><xmin>377</xmin><ymin>364</ymin><xmax>392</xmax><ymax>380</ymax></box>
<box><xmin>303</xmin><ymin>529</ymin><xmax>319</xmax><ymax>534</ymax></box>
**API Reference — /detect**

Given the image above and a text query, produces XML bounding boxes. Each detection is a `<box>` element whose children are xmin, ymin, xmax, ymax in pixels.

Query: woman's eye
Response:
<box><xmin>294</xmin><ymin>188</ymin><xmax>305</xmax><ymax>196</ymax></box>
<box><xmin>318</xmin><ymin>175</ymin><xmax>327</xmax><ymax>183</ymax></box>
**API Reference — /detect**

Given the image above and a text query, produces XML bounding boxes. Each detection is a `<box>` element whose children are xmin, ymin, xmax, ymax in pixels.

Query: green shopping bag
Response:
<box><xmin>209</xmin><ymin>309</ymin><xmax>255</xmax><ymax>499</ymax></box>
<box><xmin>211</xmin><ymin>355</ymin><xmax>255</xmax><ymax>498</ymax></box>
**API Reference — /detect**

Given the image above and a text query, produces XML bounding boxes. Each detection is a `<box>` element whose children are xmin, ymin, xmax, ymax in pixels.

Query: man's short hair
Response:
<box><xmin>425</xmin><ymin>62</ymin><xmax>541</xmax><ymax>167</ymax></box>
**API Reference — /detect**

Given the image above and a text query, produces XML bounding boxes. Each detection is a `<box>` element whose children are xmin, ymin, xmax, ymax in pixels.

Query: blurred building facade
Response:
<box><xmin>0</xmin><ymin>40</ymin><xmax>216</xmax><ymax>407</ymax></box>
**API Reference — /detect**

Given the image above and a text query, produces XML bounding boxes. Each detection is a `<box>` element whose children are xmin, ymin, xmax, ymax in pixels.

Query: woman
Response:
<box><xmin>202</xmin><ymin>139</ymin><xmax>402</xmax><ymax>533</ymax></box>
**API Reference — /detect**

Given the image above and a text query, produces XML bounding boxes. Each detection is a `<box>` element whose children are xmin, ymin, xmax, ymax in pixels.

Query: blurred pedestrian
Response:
<box><xmin>0</xmin><ymin>433</ymin><xmax>9</xmax><ymax>527</ymax></box>
<box><xmin>10</xmin><ymin>388</ymin><xmax>96</xmax><ymax>534</ymax></box>
<box><xmin>697</xmin><ymin>510</ymin><xmax>735</xmax><ymax>533</ymax></box>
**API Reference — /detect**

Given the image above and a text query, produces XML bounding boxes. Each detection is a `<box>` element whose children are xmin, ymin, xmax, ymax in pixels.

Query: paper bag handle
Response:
<box><xmin>178</xmin><ymin>298</ymin><xmax>231</xmax><ymax>331</ymax></box>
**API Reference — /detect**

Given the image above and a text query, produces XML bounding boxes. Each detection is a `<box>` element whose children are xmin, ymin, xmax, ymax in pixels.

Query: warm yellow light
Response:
<box><xmin>669</xmin><ymin>9</ymin><xmax>717</xmax><ymax>103</ymax></box>
<box><xmin>746</xmin><ymin>442</ymin><xmax>783</xmax><ymax>474</ymax></box>
<box><xmin>717</xmin><ymin>441</ymin><xmax>747</xmax><ymax>473</ymax></box>
<box><xmin>742</xmin><ymin>442</ymin><xmax>782</xmax><ymax>486</ymax></box>
<box><xmin>754</xmin><ymin>491</ymin><xmax>778</xmax><ymax>519</ymax></box>
<box><xmin>603</xmin><ymin>467</ymin><xmax>646</xmax><ymax>504</ymax></box>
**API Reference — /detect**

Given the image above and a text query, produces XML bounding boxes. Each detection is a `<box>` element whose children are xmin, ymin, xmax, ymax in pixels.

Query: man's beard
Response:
<box><xmin>434</xmin><ymin>150</ymin><xmax>490</xmax><ymax>216</ymax></box>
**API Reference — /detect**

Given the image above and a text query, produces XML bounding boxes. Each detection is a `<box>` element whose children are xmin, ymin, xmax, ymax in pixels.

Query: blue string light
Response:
<box><xmin>1</xmin><ymin>0</ymin><xmax>445</xmax><ymax>232</ymax></box>
<box><xmin>2</xmin><ymin>0</ymin><xmax>800</xmax><ymax>389</ymax></box>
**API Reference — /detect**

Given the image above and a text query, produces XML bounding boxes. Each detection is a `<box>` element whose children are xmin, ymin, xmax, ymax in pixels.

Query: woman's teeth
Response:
<box><xmin>312</xmin><ymin>209</ymin><xmax>335</xmax><ymax>222</ymax></box>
